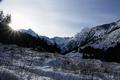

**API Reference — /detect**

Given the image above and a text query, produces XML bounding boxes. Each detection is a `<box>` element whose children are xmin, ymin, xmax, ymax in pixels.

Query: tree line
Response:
<box><xmin>81</xmin><ymin>43</ymin><xmax>120</xmax><ymax>62</ymax></box>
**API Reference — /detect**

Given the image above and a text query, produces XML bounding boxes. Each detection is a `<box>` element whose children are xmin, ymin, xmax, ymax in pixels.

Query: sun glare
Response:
<box><xmin>9</xmin><ymin>12</ymin><xmax>30</xmax><ymax>30</ymax></box>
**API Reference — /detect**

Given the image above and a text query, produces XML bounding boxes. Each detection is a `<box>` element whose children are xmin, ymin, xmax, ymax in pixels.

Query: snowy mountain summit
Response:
<box><xmin>63</xmin><ymin>20</ymin><xmax>120</xmax><ymax>53</ymax></box>
<box><xmin>19</xmin><ymin>28</ymin><xmax>39</xmax><ymax>38</ymax></box>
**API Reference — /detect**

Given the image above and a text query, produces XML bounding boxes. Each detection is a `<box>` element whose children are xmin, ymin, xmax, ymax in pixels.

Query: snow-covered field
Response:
<box><xmin>0</xmin><ymin>43</ymin><xmax>120</xmax><ymax>80</ymax></box>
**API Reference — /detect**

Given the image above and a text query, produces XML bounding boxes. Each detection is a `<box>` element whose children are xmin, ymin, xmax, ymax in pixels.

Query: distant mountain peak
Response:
<box><xmin>116</xmin><ymin>19</ymin><xmax>120</xmax><ymax>23</ymax></box>
<box><xmin>28</xmin><ymin>28</ymin><xmax>33</xmax><ymax>31</ymax></box>
<box><xmin>19</xmin><ymin>28</ymin><xmax>38</xmax><ymax>38</ymax></box>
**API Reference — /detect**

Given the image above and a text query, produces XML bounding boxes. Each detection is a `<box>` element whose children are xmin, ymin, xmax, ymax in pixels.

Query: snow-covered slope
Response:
<box><xmin>0</xmin><ymin>43</ymin><xmax>120</xmax><ymax>80</ymax></box>
<box><xmin>64</xmin><ymin>20</ymin><xmax>120</xmax><ymax>53</ymax></box>
<box><xmin>51</xmin><ymin>37</ymin><xmax>72</xmax><ymax>53</ymax></box>
<box><xmin>79</xmin><ymin>20</ymin><xmax>120</xmax><ymax>50</ymax></box>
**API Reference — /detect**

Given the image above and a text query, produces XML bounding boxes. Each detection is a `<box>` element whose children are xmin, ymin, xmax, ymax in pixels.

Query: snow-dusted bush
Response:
<box><xmin>0</xmin><ymin>70</ymin><xmax>22</xmax><ymax>80</ymax></box>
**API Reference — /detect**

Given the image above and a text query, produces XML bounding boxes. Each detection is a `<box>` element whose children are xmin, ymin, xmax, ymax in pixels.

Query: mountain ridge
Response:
<box><xmin>1</xmin><ymin>16</ymin><xmax>120</xmax><ymax>62</ymax></box>
<box><xmin>16</xmin><ymin>20</ymin><xmax>120</xmax><ymax>55</ymax></box>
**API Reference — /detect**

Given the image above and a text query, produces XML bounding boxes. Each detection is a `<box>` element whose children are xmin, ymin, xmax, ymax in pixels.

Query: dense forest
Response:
<box><xmin>81</xmin><ymin>44</ymin><xmax>120</xmax><ymax>62</ymax></box>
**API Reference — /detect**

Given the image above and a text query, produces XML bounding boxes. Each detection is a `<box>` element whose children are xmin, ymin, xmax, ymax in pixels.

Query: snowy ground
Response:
<box><xmin>0</xmin><ymin>43</ymin><xmax>120</xmax><ymax>80</ymax></box>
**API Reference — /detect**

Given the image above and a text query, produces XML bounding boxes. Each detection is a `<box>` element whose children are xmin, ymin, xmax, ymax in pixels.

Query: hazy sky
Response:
<box><xmin>0</xmin><ymin>0</ymin><xmax>120</xmax><ymax>37</ymax></box>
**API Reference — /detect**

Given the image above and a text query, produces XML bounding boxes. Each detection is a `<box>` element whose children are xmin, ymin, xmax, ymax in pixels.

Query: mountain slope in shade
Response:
<box><xmin>51</xmin><ymin>37</ymin><xmax>72</xmax><ymax>53</ymax></box>
<box><xmin>19</xmin><ymin>29</ymin><xmax>55</xmax><ymax>45</ymax></box>
<box><xmin>19</xmin><ymin>29</ymin><xmax>72</xmax><ymax>53</ymax></box>
<box><xmin>0</xmin><ymin>23</ymin><xmax>60</xmax><ymax>53</ymax></box>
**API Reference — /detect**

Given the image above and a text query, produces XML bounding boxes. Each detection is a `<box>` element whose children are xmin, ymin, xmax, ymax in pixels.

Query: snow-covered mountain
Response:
<box><xmin>89</xmin><ymin>20</ymin><xmax>120</xmax><ymax>49</ymax></box>
<box><xmin>17</xmin><ymin>20</ymin><xmax>120</xmax><ymax>54</ymax></box>
<box><xmin>63</xmin><ymin>20</ymin><xmax>120</xmax><ymax>53</ymax></box>
<box><xmin>19</xmin><ymin>28</ymin><xmax>39</xmax><ymax>38</ymax></box>
<box><xmin>19</xmin><ymin>28</ymin><xmax>54</xmax><ymax>45</ymax></box>
<box><xmin>51</xmin><ymin>37</ymin><xmax>72</xmax><ymax>53</ymax></box>
<box><xmin>19</xmin><ymin>29</ymin><xmax>71</xmax><ymax>52</ymax></box>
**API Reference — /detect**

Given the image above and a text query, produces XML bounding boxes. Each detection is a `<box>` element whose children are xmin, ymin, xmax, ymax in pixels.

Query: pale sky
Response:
<box><xmin>0</xmin><ymin>0</ymin><xmax>120</xmax><ymax>37</ymax></box>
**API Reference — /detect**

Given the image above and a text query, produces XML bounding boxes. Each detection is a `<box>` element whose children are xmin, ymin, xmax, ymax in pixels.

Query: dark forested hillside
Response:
<box><xmin>0</xmin><ymin>11</ymin><xmax>60</xmax><ymax>53</ymax></box>
<box><xmin>80</xmin><ymin>44</ymin><xmax>120</xmax><ymax>63</ymax></box>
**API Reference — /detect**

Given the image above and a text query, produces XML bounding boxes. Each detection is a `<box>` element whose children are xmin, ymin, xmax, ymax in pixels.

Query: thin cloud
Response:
<box><xmin>0</xmin><ymin>0</ymin><xmax>120</xmax><ymax>37</ymax></box>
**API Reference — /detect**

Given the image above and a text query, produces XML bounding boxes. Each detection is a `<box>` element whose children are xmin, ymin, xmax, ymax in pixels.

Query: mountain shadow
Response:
<box><xmin>0</xmin><ymin>11</ymin><xmax>60</xmax><ymax>53</ymax></box>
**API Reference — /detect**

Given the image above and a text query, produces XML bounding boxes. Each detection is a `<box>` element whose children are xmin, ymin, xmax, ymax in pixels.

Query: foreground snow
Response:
<box><xmin>0</xmin><ymin>43</ymin><xmax>120</xmax><ymax>80</ymax></box>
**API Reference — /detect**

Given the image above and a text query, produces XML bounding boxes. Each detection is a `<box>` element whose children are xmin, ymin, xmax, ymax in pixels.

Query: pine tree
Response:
<box><xmin>0</xmin><ymin>11</ymin><xmax>11</xmax><ymax>24</ymax></box>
